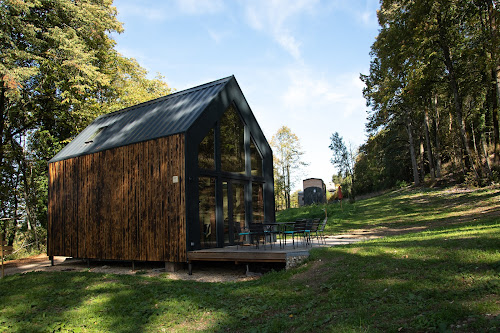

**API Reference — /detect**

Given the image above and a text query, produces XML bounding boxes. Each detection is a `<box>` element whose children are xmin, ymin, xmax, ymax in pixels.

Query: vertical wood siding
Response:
<box><xmin>47</xmin><ymin>134</ymin><xmax>186</xmax><ymax>262</ymax></box>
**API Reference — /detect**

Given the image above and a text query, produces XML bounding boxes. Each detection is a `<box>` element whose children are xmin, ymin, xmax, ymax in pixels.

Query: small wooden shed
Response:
<box><xmin>47</xmin><ymin>76</ymin><xmax>275</xmax><ymax>264</ymax></box>
<box><xmin>302</xmin><ymin>178</ymin><xmax>326</xmax><ymax>206</ymax></box>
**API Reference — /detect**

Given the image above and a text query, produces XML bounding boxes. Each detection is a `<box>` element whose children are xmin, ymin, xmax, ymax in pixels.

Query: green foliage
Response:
<box><xmin>360</xmin><ymin>0</ymin><xmax>500</xmax><ymax>191</ymax></box>
<box><xmin>0</xmin><ymin>0</ymin><xmax>173</xmax><ymax>251</ymax></box>
<box><xmin>329</xmin><ymin>132</ymin><xmax>357</xmax><ymax>200</ymax></box>
<box><xmin>354</xmin><ymin>127</ymin><xmax>412</xmax><ymax>194</ymax></box>
<box><xmin>1</xmin><ymin>186</ymin><xmax>499</xmax><ymax>332</ymax></box>
<box><xmin>271</xmin><ymin>126</ymin><xmax>307</xmax><ymax>210</ymax></box>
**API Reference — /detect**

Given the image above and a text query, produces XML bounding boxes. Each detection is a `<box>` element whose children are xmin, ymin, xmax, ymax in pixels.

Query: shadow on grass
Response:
<box><xmin>0</xmin><ymin>265</ymin><xmax>312</xmax><ymax>332</ymax></box>
<box><xmin>303</xmin><ymin>222</ymin><xmax>500</xmax><ymax>331</ymax></box>
<box><xmin>2</xmin><ymin>186</ymin><xmax>498</xmax><ymax>332</ymax></box>
<box><xmin>277</xmin><ymin>186</ymin><xmax>500</xmax><ymax>236</ymax></box>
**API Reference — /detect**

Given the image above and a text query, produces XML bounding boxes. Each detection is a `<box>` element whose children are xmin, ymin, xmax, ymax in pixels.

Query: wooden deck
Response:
<box><xmin>187</xmin><ymin>235</ymin><xmax>368</xmax><ymax>266</ymax></box>
<box><xmin>188</xmin><ymin>244</ymin><xmax>310</xmax><ymax>264</ymax></box>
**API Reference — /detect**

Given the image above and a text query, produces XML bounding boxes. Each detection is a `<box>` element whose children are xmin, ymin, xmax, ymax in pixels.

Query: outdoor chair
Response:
<box><xmin>283</xmin><ymin>219</ymin><xmax>307</xmax><ymax>249</ymax></box>
<box><xmin>249</xmin><ymin>223</ymin><xmax>266</xmax><ymax>249</ymax></box>
<box><xmin>263</xmin><ymin>223</ymin><xmax>280</xmax><ymax>249</ymax></box>
<box><xmin>305</xmin><ymin>218</ymin><xmax>320</xmax><ymax>246</ymax></box>
<box><xmin>316</xmin><ymin>217</ymin><xmax>328</xmax><ymax>245</ymax></box>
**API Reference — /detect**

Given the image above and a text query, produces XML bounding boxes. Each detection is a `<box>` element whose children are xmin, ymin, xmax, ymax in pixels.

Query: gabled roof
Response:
<box><xmin>49</xmin><ymin>76</ymin><xmax>233</xmax><ymax>163</ymax></box>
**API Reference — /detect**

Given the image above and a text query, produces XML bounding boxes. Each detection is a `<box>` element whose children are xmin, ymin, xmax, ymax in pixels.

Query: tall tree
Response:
<box><xmin>360</xmin><ymin>0</ymin><xmax>500</xmax><ymax>192</ymax></box>
<box><xmin>329</xmin><ymin>132</ymin><xmax>357</xmax><ymax>200</ymax></box>
<box><xmin>0</xmin><ymin>0</ymin><xmax>172</xmax><ymax>249</ymax></box>
<box><xmin>270</xmin><ymin>126</ymin><xmax>307</xmax><ymax>210</ymax></box>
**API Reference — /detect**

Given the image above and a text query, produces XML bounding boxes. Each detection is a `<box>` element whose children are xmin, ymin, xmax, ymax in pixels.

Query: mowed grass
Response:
<box><xmin>1</xmin><ymin>186</ymin><xmax>499</xmax><ymax>332</ymax></box>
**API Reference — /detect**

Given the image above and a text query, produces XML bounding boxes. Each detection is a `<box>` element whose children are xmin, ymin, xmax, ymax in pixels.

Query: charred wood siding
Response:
<box><xmin>48</xmin><ymin>134</ymin><xmax>186</xmax><ymax>262</ymax></box>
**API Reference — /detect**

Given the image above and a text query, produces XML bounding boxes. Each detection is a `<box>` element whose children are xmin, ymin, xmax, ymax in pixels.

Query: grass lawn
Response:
<box><xmin>1</xmin><ymin>186</ymin><xmax>499</xmax><ymax>332</ymax></box>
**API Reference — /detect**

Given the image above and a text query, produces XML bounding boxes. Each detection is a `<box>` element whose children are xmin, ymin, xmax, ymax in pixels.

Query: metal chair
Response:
<box><xmin>283</xmin><ymin>219</ymin><xmax>307</xmax><ymax>248</ymax></box>
<box><xmin>305</xmin><ymin>218</ymin><xmax>320</xmax><ymax>246</ymax></box>
<box><xmin>316</xmin><ymin>217</ymin><xmax>328</xmax><ymax>245</ymax></box>
<box><xmin>249</xmin><ymin>222</ymin><xmax>266</xmax><ymax>249</ymax></box>
<box><xmin>263</xmin><ymin>223</ymin><xmax>280</xmax><ymax>249</ymax></box>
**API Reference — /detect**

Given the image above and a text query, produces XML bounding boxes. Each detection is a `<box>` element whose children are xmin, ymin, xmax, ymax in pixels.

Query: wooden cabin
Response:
<box><xmin>47</xmin><ymin>76</ymin><xmax>275</xmax><ymax>265</ymax></box>
<box><xmin>301</xmin><ymin>178</ymin><xmax>326</xmax><ymax>206</ymax></box>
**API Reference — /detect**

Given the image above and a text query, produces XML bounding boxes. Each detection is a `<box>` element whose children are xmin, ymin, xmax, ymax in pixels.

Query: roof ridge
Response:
<box><xmin>97</xmin><ymin>75</ymin><xmax>234</xmax><ymax>120</ymax></box>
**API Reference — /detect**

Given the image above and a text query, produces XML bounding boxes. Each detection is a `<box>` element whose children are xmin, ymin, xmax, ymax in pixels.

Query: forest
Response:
<box><xmin>355</xmin><ymin>0</ymin><xmax>500</xmax><ymax>195</ymax></box>
<box><xmin>0</xmin><ymin>0</ymin><xmax>172</xmax><ymax>250</ymax></box>
<box><xmin>2</xmin><ymin>0</ymin><xmax>499</xmax><ymax>252</ymax></box>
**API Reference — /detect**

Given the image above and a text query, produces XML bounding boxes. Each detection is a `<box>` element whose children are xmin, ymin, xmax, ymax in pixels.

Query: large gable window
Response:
<box><xmin>197</xmin><ymin>102</ymin><xmax>268</xmax><ymax>249</ymax></box>
<box><xmin>220</xmin><ymin>105</ymin><xmax>245</xmax><ymax>174</ymax></box>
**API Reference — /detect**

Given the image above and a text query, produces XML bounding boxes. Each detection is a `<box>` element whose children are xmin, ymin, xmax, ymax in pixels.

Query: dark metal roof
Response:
<box><xmin>49</xmin><ymin>76</ymin><xmax>233</xmax><ymax>163</ymax></box>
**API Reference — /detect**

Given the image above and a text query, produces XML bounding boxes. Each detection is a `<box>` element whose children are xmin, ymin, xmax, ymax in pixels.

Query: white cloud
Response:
<box><xmin>175</xmin><ymin>0</ymin><xmax>224</xmax><ymax>15</ymax></box>
<box><xmin>115</xmin><ymin>0</ymin><xmax>225</xmax><ymax>21</ymax></box>
<box><xmin>207</xmin><ymin>28</ymin><xmax>231</xmax><ymax>44</ymax></box>
<box><xmin>282</xmin><ymin>67</ymin><xmax>366</xmax><ymax>121</ymax></box>
<box><xmin>276</xmin><ymin>33</ymin><xmax>301</xmax><ymax>60</ymax></box>
<box><xmin>242</xmin><ymin>0</ymin><xmax>318</xmax><ymax>60</ymax></box>
<box><xmin>270</xmin><ymin>66</ymin><xmax>368</xmax><ymax>188</ymax></box>
<box><xmin>356</xmin><ymin>0</ymin><xmax>380</xmax><ymax>26</ymax></box>
<box><xmin>116</xmin><ymin>3</ymin><xmax>167</xmax><ymax>21</ymax></box>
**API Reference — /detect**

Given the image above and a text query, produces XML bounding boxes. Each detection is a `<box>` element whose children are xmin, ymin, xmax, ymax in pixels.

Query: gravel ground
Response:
<box><xmin>1</xmin><ymin>234</ymin><xmax>375</xmax><ymax>282</ymax></box>
<box><xmin>1</xmin><ymin>254</ymin><xmax>275</xmax><ymax>282</ymax></box>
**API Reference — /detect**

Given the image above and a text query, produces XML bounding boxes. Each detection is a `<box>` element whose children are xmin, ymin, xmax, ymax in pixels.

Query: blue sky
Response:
<box><xmin>112</xmin><ymin>0</ymin><xmax>380</xmax><ymax>190</ymax></box>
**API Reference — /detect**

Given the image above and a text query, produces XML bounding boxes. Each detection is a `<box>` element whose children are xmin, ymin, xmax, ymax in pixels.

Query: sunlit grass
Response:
<box><xmin>1</xmin><ymin>186</ymin><xmax>499</xmax><ymax>332</ymax></box>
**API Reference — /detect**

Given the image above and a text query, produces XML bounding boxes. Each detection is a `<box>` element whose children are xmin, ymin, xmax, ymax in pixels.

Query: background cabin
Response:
<box><xmin>301</xmin><ymin>178</ymin><xmax>327</xmax><ymax>206</ymax></box>
<box><xmin>48</xmin><ymin>76</ymin><xmax>275</xmax><ymax>264</ymax></box>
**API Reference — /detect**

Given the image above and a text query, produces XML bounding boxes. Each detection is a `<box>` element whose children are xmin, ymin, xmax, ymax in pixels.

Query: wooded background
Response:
<box><xmin>357</xmin><ymin>0</ymin><xmax>500</xmax><ymax>194</ymax></box>
<box><xmin>0</xmin><ymin>0</ymin><xmax>172</xmax><ymax>251</ymax></box>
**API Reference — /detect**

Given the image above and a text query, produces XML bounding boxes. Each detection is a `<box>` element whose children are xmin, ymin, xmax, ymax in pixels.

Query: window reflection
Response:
<box><xmin>199</xmin><ymin>177</ymin><xmax>216</xmax><ymax>249</ymax></box>
<box><xmin>198</xmin><ymin>128</ymin><xmax>215</xmax><ymax>170</ymax></box>
<box><xmin>220</xmin><ymin>105</ymin><xmax>245</xmax><ymax>174</ymax></box>
<box><xmin>250</xmin><ymin>139</ymin><xmax>262</xmax><ymax>177</ymax></box>
<box><xmin>252</xmin><ymin>183</ymin><xmax>264</xmax><ymax>222</ymax></box>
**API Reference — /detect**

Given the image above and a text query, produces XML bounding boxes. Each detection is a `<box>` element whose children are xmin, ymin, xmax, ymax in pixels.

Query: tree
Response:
<box><xmin>329</xmin><ymin>132</ymin><xmax>357</xmax><ymax>201</ymax></box>
<box><xmin>0</xmin><ymin>0</ymin><xmax>172</xmax><ymax>251</ymax></box>
<box><xmin>270</xmin><ymin>126</ymin><xmax>307</xmax><ymax>210</ymax></box>
<box><xmin>360</xmin><ymin>0</ymin><xmax>500</xmax><ymax>192</ymax></box>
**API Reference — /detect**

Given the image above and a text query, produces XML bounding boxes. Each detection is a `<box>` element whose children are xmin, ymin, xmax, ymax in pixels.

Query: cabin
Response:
<box><xmin>301</xmin><ymin>178</ymin><xmax>326</xmax><ymax>206</ymax></box>
<box><xmin>47</xmin><ymin>76</ymin><xmax>275</xmax><ymax>266</ymax></box>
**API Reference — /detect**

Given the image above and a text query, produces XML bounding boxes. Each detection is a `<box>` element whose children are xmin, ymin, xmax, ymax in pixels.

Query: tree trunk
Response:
<box><xmin>486</xmin><ymin>0</ymin><xmax>500</xmax><ymax>161</ymax></box>
<box><xmin>490</xmin><ymin>67</ymin><xmax>500</xmax><ymax>160</ymax></box>
<box><xmin>471</xmin><ymin>123</ymin><xmax>487</xmax><ymax>180</ymax></box>
<box><xmin>349</xmin><ymin>145</ymin><xmax>356</xmax><ymax>202</ymax></box>
<box><xmin>437</xmin><ymin>11</ymin><xmax>480</xmax><ymax>180</ymax></box>
<box><xmin>406</xmin><ymin>118</ymin><xmax>420</xmax><ymax>186</ymax></box>
<box><xmin>433</xmin><ymin>93</ymin><xmax>442</xmax><ymax>178</ymax></box>
<box><xmin>419</xmin><ymin>138</ymin><xmax>425</xmax><ymax>182</ymax></box>
<box><xmin>286</xmin><ymin>164</ymin><xmax>291</xmax><ymax>209</ymax></box>
<box><xmin>482</xmin><ymin>134</ymin><xmax>494</xmax><ymax>180</ymax></box>
<box><xmin>0</xmin><ymin>80</ymin><xmax>5</xmax><ymax>167</ymax></box>
<box><xmin>424</xmin><ymin>108</ymin><xmax>436</xmax><ymax>182</ymax></box>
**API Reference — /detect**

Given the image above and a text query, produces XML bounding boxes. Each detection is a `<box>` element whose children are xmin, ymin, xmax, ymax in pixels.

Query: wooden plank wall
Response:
<box><xmin>47</xmin><ymin>134</ymin><xmax>186</xmax><ymax>262</ymax></box>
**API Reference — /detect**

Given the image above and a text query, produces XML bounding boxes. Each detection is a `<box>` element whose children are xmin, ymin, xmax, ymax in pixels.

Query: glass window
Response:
<box><xmin>233</xmin><ymin>182</ymin><xmax>246</xmax><ymax>230</ymax></box>
<box><xmin>250</xmin><ymin>139</ymin><xmax>262</xmax><ymax>177</ymax></box>
<box><xmin>198</xmin><ymin>128</ymin><xmax>215</xmax><ymax>170</ymax></box>
<box><xmin>199</xmin><ymin>177</ymin><xmax>216</xmax><ymax>249</ymax></box>
<box><xmin>220</xmin><ymin>105</ymin><xmax>245</xmax><ymax>174</ymax></box>
<box><xmin>252</xmin><ymin>183</ymin><xmax>264</xmax><ymax>223</ymax></box>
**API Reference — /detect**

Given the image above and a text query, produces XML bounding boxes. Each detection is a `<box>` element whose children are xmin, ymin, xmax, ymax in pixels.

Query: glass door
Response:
<box><xmin>223</xmin><ymin>180</ymin><xmax>246</xmax><ymax>246</ymax></box>
<box><xmin>199</xmin><ymin>177</ymin><xmax>217</xmax><ymax>249</ymax></box>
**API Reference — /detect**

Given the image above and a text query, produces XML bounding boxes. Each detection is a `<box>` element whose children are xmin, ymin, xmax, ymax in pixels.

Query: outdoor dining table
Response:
<box><xmin>263</xmin><ymin>222</ymin><xmax>296</xmax><ymax>248</ymax></box>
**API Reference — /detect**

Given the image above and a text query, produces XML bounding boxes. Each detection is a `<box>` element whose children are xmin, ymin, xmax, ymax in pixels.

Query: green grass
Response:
<box><xmin>1</xmin><ymin>186</ymin><xmax>499</xmax><ymax>332</ymax></box>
